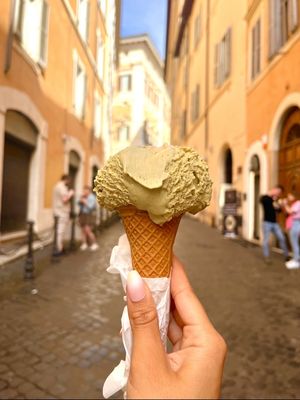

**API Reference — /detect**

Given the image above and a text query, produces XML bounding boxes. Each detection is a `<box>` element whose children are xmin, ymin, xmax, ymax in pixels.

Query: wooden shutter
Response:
<box><xmin>269</xmin><ymin>0</ymin><xmax>276</xmax><ymax>57</ymax></box>
<box><xmin>225</xmin><ymin>28</ymin><xmax>232</xmax><ymax>78</ymax></box>
<box><xmin>39</xmin><ymin>0</ymin><xmax>49</xmax><ymax>67</ymax></box>
<box><xmin>214</xmin><ymin>43</ymin><xmax>219</xmax><ymax>87</ymax></box>
<box><xmin>288</xmin><ymin>0</ymin><xmax>299</xmax><ymax>33</ymax></box>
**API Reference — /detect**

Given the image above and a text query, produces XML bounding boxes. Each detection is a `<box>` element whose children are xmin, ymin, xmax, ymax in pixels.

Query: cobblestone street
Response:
<box><xmin>1</xmin><ymin>217</ymin><xmax>300</xmax><ymax>399</ymax></box>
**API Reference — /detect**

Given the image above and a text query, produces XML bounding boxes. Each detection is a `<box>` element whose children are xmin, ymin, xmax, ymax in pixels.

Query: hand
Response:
<box><xmin>69</xmin><ymin>189</ymin><xmax>75</xmax><ymax>197</ymax></box>
<box><xmin>126</xmin><ymin>257</ymin><xmax>227</xmax><ymax>399</ymax></box>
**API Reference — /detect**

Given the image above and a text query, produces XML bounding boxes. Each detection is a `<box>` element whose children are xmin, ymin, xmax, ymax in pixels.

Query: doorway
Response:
<box><xmin>1</xmin><ymin>111</ymin><xmax>38</xmax><ymax>233</ymax></box>
<box><xmin>224</xmin><ymin>148</ymin><xmax>233</xmax><ymax>184</ymax></box>
<box><xmin>249</xmin><ymin>155</ymin><xmax>260</xmax><ymax>240</ymax></box>
<box><xmin>279</xmin><ymin>108</ymin><xmax>300</xmax><ymax>196</ymax></box>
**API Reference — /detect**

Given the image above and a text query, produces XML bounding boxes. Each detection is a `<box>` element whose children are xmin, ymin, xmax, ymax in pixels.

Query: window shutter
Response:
<box><xmin>14</xmin><ymin>0</ymin><xmax>25</xmax><ymax>37</ymax></box>
<box><xmin>225</xmin><ymin>28</ymin><xmax>232</xmax><ymax>78</ymax></box>
<box><xmin>274</xmin><ymin>0</ymin><xmax>282</xmax><ymax>52</ymax></box>
<box><xmin>39</xmin><ymin>0</ymin><xmax>49</xmax><ymax>67</ymax></box>
<box><xmin>214</xmin><ymin>44</ymin><xmax>219</xmax><ymax>87</ymax></box>
<box><xmin>251</xmin><ymin>24</ymin><xmax>255</xmax><ymax>79</ymax></box>
<box><xmin>128</xmin><ymin>75</ymin><xmax>132</xmax><ymax>91</ymax></box>
<box><xmin>196</xmin><ymin>84</ymin><xmax>200</xmax><ymax>119</ymax></box>
<box><xmin>85</xmin><ymin>1</ymin><xmax>90</xmax><ymax>42</ymax></box>
<box><xmin>257</xmin><ymin>19</ymin><xmax>261</xmax><ymax>74</ymax></box>
<box><xmin>289</xmin><ymin>0</ymin><xmax>299</xmax><ymax>32</ymax></box>
<box><xmin>269</xmin><ymin>0</ymin><xmax>275</xmax><ymax>57</ymax></box>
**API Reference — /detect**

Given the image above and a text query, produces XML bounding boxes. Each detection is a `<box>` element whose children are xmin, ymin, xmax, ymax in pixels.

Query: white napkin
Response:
<box><xmin>103</xmin><ymin>234</ymin><xmax>170</xmax><ymax>399</ymax></box>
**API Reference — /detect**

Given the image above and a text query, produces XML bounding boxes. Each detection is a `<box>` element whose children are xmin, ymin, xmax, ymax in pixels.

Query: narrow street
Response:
<box><xmin>0</xmin><ymin>217</ymin><xmax>300</xmax><ymax>399</ymax></box>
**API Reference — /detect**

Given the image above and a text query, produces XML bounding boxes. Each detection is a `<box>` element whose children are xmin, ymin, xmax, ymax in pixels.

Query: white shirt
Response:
<box><xmin>53</xmin><ymin>181</ymin><xmax>70</xmax><ymax>217</ymax></box>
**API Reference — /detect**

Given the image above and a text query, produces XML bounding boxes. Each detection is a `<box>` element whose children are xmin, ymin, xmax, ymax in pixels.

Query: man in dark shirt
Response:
<box><xmin>260</xmin><ymin>185</ymin><xmax>288</xmax><ymax>262</ymax></box>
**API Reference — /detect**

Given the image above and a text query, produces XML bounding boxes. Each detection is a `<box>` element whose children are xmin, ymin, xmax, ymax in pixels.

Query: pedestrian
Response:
<box><xmin>283</xmin><ymin>192</ymin><xmax>300</xmax><ymax>269</ymax></box>
<box><xmin>126</xmin><ymin>256</ymin><xmax>227</xmax><ymax>398</ymax></box>
<box><xmin>260</xmin><ymin>185</ymin><xmax>289</xmax><ymax>264</ymax></box>
<box><xmin>52</xmin><ymin>174</ymin><xmax>74</xmax><ymax>255</ymax></box>
<box><xmin>78</xmin><ymin>185</ymin><xmax>99</xmax><ymax>251</ymax></box>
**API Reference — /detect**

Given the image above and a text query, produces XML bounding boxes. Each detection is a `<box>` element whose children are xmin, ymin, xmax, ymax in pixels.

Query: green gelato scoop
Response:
<box><xmin>94</xmin><ymin>145</ymin><xmax>212</xmax><ymax>225</ymax></box>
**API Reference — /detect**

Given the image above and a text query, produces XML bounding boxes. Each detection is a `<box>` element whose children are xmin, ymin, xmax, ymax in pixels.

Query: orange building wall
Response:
<box><xmin>0</xmin><ymin>0</ymin><xmax>106</xmax><ymax>209</ymax></box>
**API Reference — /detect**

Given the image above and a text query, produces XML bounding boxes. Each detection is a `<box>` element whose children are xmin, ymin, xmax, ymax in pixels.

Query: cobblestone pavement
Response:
<box><xmin>0</xmin><ymin>217</ymin><xmax>300</xmax><ymax>399</ymax></box>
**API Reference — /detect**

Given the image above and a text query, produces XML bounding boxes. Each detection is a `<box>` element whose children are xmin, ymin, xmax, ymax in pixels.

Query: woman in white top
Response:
<box><xmin>284</xmin><ymin>192</ymin><xmax>300</xmax><ymax>269</ymax></box>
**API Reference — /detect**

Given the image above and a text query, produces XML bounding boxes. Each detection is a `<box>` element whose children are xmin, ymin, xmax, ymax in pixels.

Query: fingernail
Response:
<box><xmin>127</xmin><ymin>270</ymin><xmax>145</xmax><ymax>302</ymax></box>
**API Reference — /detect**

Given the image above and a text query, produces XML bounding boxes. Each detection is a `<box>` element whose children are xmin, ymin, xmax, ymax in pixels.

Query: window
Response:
<box><xmin>97</xmin><ymin>0</ymin><xmax>106</xmax><ymax>16</ymax></box>
<box><xmin>251</xmin><ymin>19</ymin><xmax>261</xmax><ymax>80</ymax></box>
<box><xmin>118</xmin><ymin>125</ymin><xmax>130</xmax><ymax>141</ymax></box>
<box><xmin>14</xmin><ymin>0</ymin><xmax>49</xmax><ymax>67</ymax></box>
<box><xmin>269</xmin><ymin>0</ymin><xmax>299</xmax><ymax>58</ymax></box>
<box><xmin>94</xmin><ymin>93</ymin><xmax>102</xmax><ymax>138</ymax></box>
<box><xmin>214</xmin><ymin>28</ymin><xmax>232</xmax><ymax>87</ymax></box>
<box><xmin>180</xmin><ymin>110</ymin><xmax>187</xmax><ymax>139</ymax></box>
<box><xmin>96</xmin><ymin>30</ymin><xmax>104</xmax><ymax>80</ymax></box>
<box><xmin>73</xmin><ymin>53</ymin><xmax>87</xmax><ymax>119</ymax></box>
<box><xmin>119</xmin><ymin>74</ymin><xmax>132</xmax><ymax>91</ymax></box>
<box><xmin>77</xmin><ymin>0</ymin><xmax>89</xmax><ymax>42</ymax></box>
<box><xmin>191</xmin><ymin>85</ymin><xmax>200</xmax><ymax>122</ymax></box>
<box><xmin>194</xmin><ymin>11</ymin><xmax>201</xmax><ymax>49</ymax></box>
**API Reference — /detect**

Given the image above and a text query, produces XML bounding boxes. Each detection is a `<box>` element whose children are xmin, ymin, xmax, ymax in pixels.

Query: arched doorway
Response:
<box><xmin>224</xmin><ymin>148</ymin><xmax>233</xmax><ymax>184</ymax></box>
<box><xmin>249</xmin><ymin>155</ymin><xmax>260</xmax><ymax>240</ymax></box>
<box><xmin>92</xmin><ymin>165</ymin><xmax>99</xmax><ymax>189</ymax></box>
<box><xmin>279</xmin><ymin>108</ymin><xmax>300</xmax><ymax>195</ymax></box>
<box><xmin>1</xmin><ymin>111</ymin><xmax>38</xmax><ymax>233</ymax></box>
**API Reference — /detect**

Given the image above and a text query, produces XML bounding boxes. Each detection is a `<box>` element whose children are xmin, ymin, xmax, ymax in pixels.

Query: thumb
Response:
<box><xmin>126</xmin><ymin>271</ymin><xmax>167</xmax><ymax>376</ymax></box>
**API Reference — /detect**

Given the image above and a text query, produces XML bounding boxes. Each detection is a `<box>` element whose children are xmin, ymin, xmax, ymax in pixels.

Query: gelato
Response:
<box><xmin>94</xmin><ymin>145</ymin><xmax>212</xmax><ymax>225</ymax></box>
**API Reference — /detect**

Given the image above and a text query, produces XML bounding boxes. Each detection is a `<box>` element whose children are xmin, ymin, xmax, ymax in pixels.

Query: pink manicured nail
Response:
<box><xmin>127</xmin><ymin>270</ymin><xmax>145</xmax><ymax>302</ymax></box>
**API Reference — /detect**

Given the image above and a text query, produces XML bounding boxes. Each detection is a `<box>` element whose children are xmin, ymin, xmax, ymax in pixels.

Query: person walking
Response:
<box><xmin>78</xmin><ymin>185</ymin><xmax>99</xmax><ymax>251</ymax></box>
<box><xmin>260</xmin><ymin>185</ymin><xmax>289</xmax><ymax>263</ymax></box>
<box><xmin>283</xmin><ymin>192</ymin><xmax>300</xmax><ymax>269</ymax></box>
<box><xmin>52</xmin><ymin>174</ymin><xmax>74</xmax><ymax>255</ymax></box>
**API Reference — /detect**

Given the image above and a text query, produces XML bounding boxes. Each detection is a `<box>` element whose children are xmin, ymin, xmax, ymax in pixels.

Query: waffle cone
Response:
<box><xmin>118</xmin><ymin>205</ymin><xmax>181</xmax><ymax>278</ymax></box>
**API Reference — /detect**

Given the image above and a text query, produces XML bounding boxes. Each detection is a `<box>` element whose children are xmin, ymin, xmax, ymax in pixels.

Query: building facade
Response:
<box><xmin>111</xmin><ymin>35</ymin><xmax>171</xmax><ymax>155</ymax></box>
<box><xmin>244</xmin><ymin>0</ymin><xmax>300</xmax><ymax>241</ymax></box>
<box><xmin>166</xmin><ymin>0</ymin><xmax>300</xmax><ymax>244</ymax></box>
<box><xmin>0</xmin><ymin>0</ymin><xmax>120</xmax><ymax>238</ymax></box>
<box><xmin>165</xmin><ymin>0</ymin><xmax>248</xmax><ymax>229</ymax></box>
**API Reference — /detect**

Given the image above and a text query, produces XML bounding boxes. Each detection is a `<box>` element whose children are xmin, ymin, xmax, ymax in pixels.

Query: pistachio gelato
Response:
<box><xmin>94</xmin><ymin>145</ymin><xmax>212</xmax><ymax>225</ymax></box>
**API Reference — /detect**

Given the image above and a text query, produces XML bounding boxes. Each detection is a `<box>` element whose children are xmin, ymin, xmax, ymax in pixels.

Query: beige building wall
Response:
<box><xmin>111</xmin><ymin>35</ymin><xmax>170</xmax><ymax>155</ymax></box>
<box><xmin>165</xmin><ymin>0</ymin><xmax>247</xmax><ymax>228</ymax></box>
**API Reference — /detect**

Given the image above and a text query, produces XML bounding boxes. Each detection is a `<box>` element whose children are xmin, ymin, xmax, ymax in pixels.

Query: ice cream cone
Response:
<box><xmin>118</xmin><ymin>205</ymin><xmax>181</xmax><ymax>278</ymax></box>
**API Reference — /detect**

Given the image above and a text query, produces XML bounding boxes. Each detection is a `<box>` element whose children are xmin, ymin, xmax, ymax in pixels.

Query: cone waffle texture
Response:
<box><xmin>118</xmin><ymin>205</ymin><xmax>181</xmax><ymax>278</ymax></box>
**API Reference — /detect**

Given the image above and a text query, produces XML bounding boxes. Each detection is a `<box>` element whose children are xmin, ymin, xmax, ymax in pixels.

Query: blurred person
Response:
<box><xmin>126</xmin><ymin>256</ymin><xmax>227</xmax><ymax>399</ymax></box>
<box><xmin>78</xmin><ymin>185</ymin><xmax>99</xmax><ymax>251</ymax></box>
<box><xmin>53</xmin><ymin>174</ymin><xmax>74</xmax><ymax>255</ymax></box>
<box><xmin>283</xmin><ymin>192</ymin><xmax>300</xmax><ymax>269</ymax></box>
<box><xmin>260</xmin><ymin>185</ymin><xmax>289</xmax><ymax>264</ymax></box>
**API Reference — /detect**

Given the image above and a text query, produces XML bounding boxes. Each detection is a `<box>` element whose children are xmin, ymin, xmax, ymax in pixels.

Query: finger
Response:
<box><xmin>168</xmin><ymin>313</ymin><xmax>182</xmax><ymax>347</ymax></box>
<box><xmin>126</xmin><ymin>271</ymin><xmax>168</xmax><ymax>376</ymax></box>
<box><xmin>171</xmin><ymin>255</ymin><xmax>214</xmax><ymax>331</ymax></box>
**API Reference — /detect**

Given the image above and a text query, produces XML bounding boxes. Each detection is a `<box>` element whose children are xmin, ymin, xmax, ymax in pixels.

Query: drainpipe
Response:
<box><xmin>4</xmin><ymin>0</ymin><xmax>17</xmax><ymax>74</ymax></box>
<box><xmin>204</xmin><ymin>0</ymin><xmax>210</xmax><ymax>155</ymax></box>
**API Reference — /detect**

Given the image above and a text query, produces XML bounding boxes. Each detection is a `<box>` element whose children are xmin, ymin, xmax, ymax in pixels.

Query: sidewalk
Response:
<box><xmin>0</xmin><ymin>217</ymin><xmax>300</xmax><ymax>399</ymax></box>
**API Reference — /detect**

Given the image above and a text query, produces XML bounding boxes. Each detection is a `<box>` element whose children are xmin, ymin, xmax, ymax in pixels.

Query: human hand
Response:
<box><xmin>126</xmin><ymin>256</ymin><xmax>227</xmax><ymax>399</ymax></box>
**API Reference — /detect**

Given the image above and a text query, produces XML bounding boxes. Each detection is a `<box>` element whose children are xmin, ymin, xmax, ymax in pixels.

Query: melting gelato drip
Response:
<box><xmin>94</xmin><ymin>145</ymin><xmax>212</xmax><ymax>225</ymax></box>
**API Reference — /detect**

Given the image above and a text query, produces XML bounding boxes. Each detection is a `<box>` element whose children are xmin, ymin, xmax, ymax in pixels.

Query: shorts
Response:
<box><xmin>79</xmin><ymin>213</ymin><xmax>94</xmax><ymax>227</ymax></box>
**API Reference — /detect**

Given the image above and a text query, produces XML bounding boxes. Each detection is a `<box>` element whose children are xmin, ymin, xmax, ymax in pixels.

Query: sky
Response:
<box><xmin>120</xmin><ymin>0</ymin><xmax>168</xmax><ymax>60</ymax></box>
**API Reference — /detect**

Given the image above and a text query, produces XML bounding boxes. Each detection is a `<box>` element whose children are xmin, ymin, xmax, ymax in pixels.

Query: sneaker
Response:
<box><xmin>264</xmin><ymin>257</ymin><xmax>272</xmax><ymax>265</ymax></box>
<box><xmin>80</xmin><ymin>243</ymin><xmax>88</xmax><ymax>251</ymax></box>
<box><xmin>285</xmin><ymin>259</ymin><xmax>300</xmax><ymax>269</ymax></box>
<box><xmin>90</xmin><ymin>243</ymin><xmax>99</xmax><ymax>251</ymax></box>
